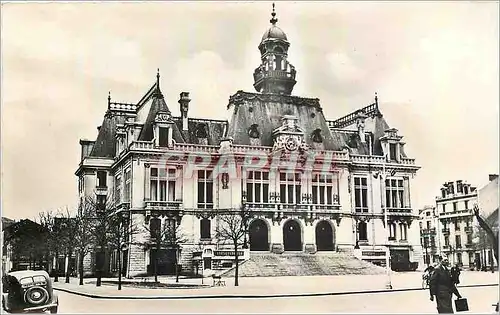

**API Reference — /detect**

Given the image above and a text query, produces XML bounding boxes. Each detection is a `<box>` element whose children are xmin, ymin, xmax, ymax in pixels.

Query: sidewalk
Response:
<box><xmin>53</xmin><ymin>271</ymin><xmax>499</xmax><ymax>299</ymax></box>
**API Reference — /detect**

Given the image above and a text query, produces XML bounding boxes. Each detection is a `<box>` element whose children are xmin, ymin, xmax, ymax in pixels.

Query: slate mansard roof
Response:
<box><xmin>85</xmin><ymin>80</ymin><xmax>400</xmax><ymax>159</ymax></box>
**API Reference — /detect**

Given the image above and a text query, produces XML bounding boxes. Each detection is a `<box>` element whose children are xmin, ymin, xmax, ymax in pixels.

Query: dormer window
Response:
<box><xmin>248</xmin><ymin>124</ymin><xmax>260</xmax><ymax>139</ymax></box>
<box><xmin>196</xmin><ymin>124</ymin><xmax>208</xmax><ymax>145</ymax></box>
<box><xmin>389</xmin><ymin>143</ymin><xmax>398</xmax><ymax>161</ymax></box>
<box><xmin>311</xmin><ymin>129</ymin><xmax>323</xmax><ymax>143</ymax></box>
<box><xmin>158</xmin><ymin>127</ymin><xmax>169</xmax><ymax>147</ymax></box>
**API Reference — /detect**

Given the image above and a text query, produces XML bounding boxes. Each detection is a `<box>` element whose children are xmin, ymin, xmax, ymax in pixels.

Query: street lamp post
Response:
<box><xmin>378</xmin><ymin>153</ymin><xmax>393</xmax><ymax>289</ymax></box>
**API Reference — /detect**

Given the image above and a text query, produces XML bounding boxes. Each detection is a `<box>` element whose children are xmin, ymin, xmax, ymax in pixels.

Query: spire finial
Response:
<box><xmin>156</xmin><ymin>68</ymin><xmax>160</xmax><ymax>84</ymax></box>
<box><xmin>108</xmin><ymin>91</ymin><xmax>111</xmax><ymax>106</ymax></box>
<box><xmin>270</xmin><ymin>2</ymin><xmax>278</xmax><ymax>25</ymax></box>
<box><xmin>375</xmin><ymin>92</ymin><xmax>378</xmax><ymax>105</ymax></box>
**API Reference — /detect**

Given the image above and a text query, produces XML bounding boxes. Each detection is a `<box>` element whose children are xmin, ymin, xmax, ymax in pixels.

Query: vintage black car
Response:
<box><xmin>2</xmin><ymin>270</ymin><xmax>58</xmax><ymax>313</ymax></box>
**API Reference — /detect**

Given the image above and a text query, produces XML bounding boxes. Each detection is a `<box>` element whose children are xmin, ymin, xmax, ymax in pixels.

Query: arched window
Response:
<box><xmin>200</xmin><ymin>218</ymin><xmax>211</xmax><ymax>239</ymax></box>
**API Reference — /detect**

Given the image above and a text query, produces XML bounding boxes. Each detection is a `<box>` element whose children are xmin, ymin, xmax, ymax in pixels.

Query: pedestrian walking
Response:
<box><xmin>450</xmin><ymin>264</ymin><xmax>461</xmax><ymax>285</ymax></box>
<box><xmin>429</xmin><ymin>257</ymin><xmax>462</xmax><ymax>313</ymax></box>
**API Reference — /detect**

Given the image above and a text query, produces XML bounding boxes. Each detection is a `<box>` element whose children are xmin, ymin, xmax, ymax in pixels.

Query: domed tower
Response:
<box><xmin>253</xmin><ymin>3</ymin><xmax>297</xmax><ymax>95</ymax></box>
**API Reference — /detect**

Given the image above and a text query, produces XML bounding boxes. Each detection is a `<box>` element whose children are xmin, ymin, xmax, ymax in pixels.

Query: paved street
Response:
<box><xmin>56</xmin><ymin>286</ymin><xmax>498</xmax><ymax>314</ymax></box>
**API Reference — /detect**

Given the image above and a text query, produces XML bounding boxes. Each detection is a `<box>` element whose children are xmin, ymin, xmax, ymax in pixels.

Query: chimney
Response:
<box><xmin>178</xmin><ymin>92</ymin><xmax>191</xmax><ymax>131</ymax></box>
<box><xmin>489</xmin><ymin>174</ymin><xmax>499</xmax><ymax>181</ymax></box>
<box><xmin>356</xmin><ymin>111</ymin><xmax>367</xmax><ymax>143</ymax></box>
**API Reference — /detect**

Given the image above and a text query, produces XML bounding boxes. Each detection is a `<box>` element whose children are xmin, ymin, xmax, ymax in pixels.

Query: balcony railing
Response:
<box><xmin>386</xmin><ymin>208</ymin><xmax>413</xmax><ymax>215</ymax></box>
<box><xmin>465</xmin><ymin>243</ymin><xmax>474</xmax><ymax>248</ymax></box>
<box><xmin>442</xmin><ymin>228</ymin><xmax>450</xmax><ymax>234</ymax></box>
<box><xmin>95</xmin><ymin>186</ymin><xmax>108</xmax><ymax>195</ymax></box>
<box><xmin>244</xmin><ymin>202</ymin><xmax>340</xmax><ymax>212</ymax></box>
<box><xmin>465</xmin><ymin>226</ymin><xmax>474</xmax><ymax>234</ymax></box>
<box><xmin>145</xmin><ymin>200</ymin><xmax>182</xmax><ymax>210</ymax></box>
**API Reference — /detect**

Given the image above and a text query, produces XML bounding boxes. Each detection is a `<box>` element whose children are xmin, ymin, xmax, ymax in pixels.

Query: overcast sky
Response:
<box><xmin>2</xmin><ymin>1</ymin><xmax>498</xmax><ymax>220</ymax></box>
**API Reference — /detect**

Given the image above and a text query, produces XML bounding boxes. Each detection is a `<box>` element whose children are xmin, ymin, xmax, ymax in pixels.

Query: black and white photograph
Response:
<box><xmin>1</xmin><ymin>1</ymin><xmax>498</xmax><ymax>314</ymax></box>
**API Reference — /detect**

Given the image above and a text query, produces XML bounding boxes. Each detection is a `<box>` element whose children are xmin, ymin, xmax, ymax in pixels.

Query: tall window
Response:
<box><xmin>385</xmin><ymin>179</ymin><xmax>405</xmax><ymax>208</ymax></box>
<box><xmin>312</xmin><ymin>173</ymin><xmax>339</xmax><ymax>205</ymax></box>
<box><xmin>442</xmin><ymin>204</ymin><xmax>446</xmax><ymax>213</ymax></box>
<box><xmin>426</xmin><ymin>221</ymin><xmax>431</xmax><ymax>229</ymax></box>
<box><xmin>389</xmin><ymin>223</ymin><xmax>396</xmax><ymax>240</ymax></box>
<box><xmin>123</xmin><ymin>168</ymin><xmax>131</xmax><ymax>202</ymax></box>
<box><xmin>97</xmin><ymin>194</ymin><xmax>106</xmax><ymax>212</ymax></box>
<box><xmin>464</xmin><ymin>200</ymin><xmax>469</xmax><ymax>209</ymax></box>
<box><xmin>114</xmin><ymin>175</ymin><xmax>121</xmax><ymax>204</ymax></box>
<box><xmin>354</xmin><ymin>177</ymin><xmax>368</xmax><ymax>212</ymax></box>
<box><xmin>358</xmin><ymin>221</ymin><xmax>368</xmax><ymax>241</ymax></box>
<box><xmin>454</xmin><ymin>220</ymin><xmax>460</xmax><ymax>231</ymax></box>
<box><xmin>399</xmin><ymin>223</ymin><xmax>407</xmax><ymax>240</ymax></box>
<box><xmin>444</xmin><ymin>235</ymin><xmax>450</xmax><ymax>246</ymax></box>
<box><xmin>150</xmin><ymin>167</ymin><xmax>176</xmax><ymax>202</ymax></box>
<box><xmin>246</xmin><ymin>171</ymin><xmax>269</xmax><ymax>203</ymax></box>
<box><xmin>453</xmin><ymin>202</ymin><xmax>457</xmax><ymax>211</ymax></box>
<box><xmin>150</xmin><ymin>218</ymin><xmax>161</xmax><ymax>240</ymax></box>
<box><xmin>455</xmin><ymin>235</ymin><xmax>461</xmax><ymax>248</ymax></box>
<box><xmin>389</xmin><ymin>143</ymin><xmax>398</xmax><ymax>161</ymax></box>
<box><xmin>279</xmin><ymin>172</ymin><xmax>301</xmax><ymax>204</ymax></box>
<box><xmin>78</xmin><ymin>176</ymin><xmax>84</xmax><ymax>194</ymax></box>
<box><xmin>466</xmin><ymin>233</ymin><xmax>472</xmax><ymax>244</ymax></box>
<box><xmin>198</xmin><ymin>170</ymin><xmax>213</xmax><ymax>208</ymax></box>
<box><xmin>200</xmin><ymin>218</ymin><xmax>211</xmax><ymax>239</ymax></box>
<box><xmin>430</xmin><ymin>236</ymin><xmax>436</xmax><ymax>247</ymax></box>
<box><xmin>158</xmin><ymin>127</ymin><xmax>169</xmax><ymax>147</ymax></box>
<box><xmin>97</xmin><ymin>171</ymin><xmax>107</xmax><ymax>188</ymax></box>
<box><xmin>457</xmin><ymin>253</ymin><xmax>462</xmax><ymax>265</ymax></box>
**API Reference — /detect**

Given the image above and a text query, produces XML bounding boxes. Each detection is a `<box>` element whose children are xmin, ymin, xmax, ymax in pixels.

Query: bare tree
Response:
<box><xmin>74</xmin><ymin>198</ymin><xmax>97</xmax><ymax>285</ymax></box>
<box><xmin>143</xmin><ymin>217</ymin><xmax>187</xmax><ymax>283</ymax></box>
<box><xmin>214</xmin><ymin>208</ymin><xmax>248</xmax><ymax>287</ymax></box>
<box><xmin>39</xmin><ymin>210</ymin><xmax>65</xmax><ymax>282</ymax></box>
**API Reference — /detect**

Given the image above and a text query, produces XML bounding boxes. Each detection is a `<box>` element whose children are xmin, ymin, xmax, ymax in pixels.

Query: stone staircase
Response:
<box><xmin>221</xmin><ymin>251</ymin><xmax>386</xmax><ymax>277</ymax></box>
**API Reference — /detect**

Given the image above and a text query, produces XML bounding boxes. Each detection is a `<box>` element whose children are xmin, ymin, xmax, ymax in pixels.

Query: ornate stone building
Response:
<box><xmin>76</xmin><ymin>5</ymin><xmax>421</xmax><ymax>277</ymax></box>
<box><xmin>418</xmin><ymin>205</ymin><xmax>439</xmax><ymax>265</ymax></box>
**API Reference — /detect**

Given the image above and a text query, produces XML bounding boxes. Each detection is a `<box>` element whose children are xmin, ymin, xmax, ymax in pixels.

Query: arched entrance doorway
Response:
<box><xmin>283</xmin><ymin>220</ymin><xmax>302</xmax><ymax>251</ymax></box>
<box><xmin>249</xmin><ymin>219</ymin><xmax>269</xmax><ymax>251</ymax></box>
<box><xmin>315</xmin><ymin>220</ymin><xmax>334</xmax><ymax>251</ymax></box>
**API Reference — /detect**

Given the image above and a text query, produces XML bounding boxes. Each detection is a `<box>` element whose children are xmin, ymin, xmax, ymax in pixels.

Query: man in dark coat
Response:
<box><xmin>429</xmin><ymin>257</ymin><xmax>462</xmax><ymax>313</ymax></box>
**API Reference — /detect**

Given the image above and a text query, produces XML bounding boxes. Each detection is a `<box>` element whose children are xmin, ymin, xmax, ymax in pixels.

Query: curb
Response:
<box><xmin>54</xmin><ymin>283</ymin><xmax>499</xmax><ymax>300</ymax></box>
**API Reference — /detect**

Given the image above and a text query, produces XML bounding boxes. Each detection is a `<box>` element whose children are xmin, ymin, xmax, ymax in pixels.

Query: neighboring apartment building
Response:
<box><xmin>418</xmin><ymin>206</ymin><xmax>438</xmax><ymax>265</ymax></box>
<box><xmin>435</xmin><ymin>180</ymin><xmax>477</xmax><ymax>267</ymax></box>
<box><xmin>76</xmin><ymin>4</ymin><xmax>422</xmax><ymax>277</ymax></box>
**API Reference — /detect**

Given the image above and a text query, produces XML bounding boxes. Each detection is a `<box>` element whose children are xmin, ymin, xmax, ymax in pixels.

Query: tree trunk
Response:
<box><xmin>234</xmin><ymin>242</ymin><xmax>239</xmax><ymax>287</ymax></box>
<box><xmin>79</xmin><ymin>252</ymin><xmax>84</xmax><ymax>285</ymax></box>
<box><xmin>65</xmin><ymin>251</ymin><xmax>72</xmax><ymax>283</ymax></box>
<box><xmin>54</xmin><ymin>250</ymin><xmax>59</xmax><ymax>282</ymax></box>
<box><xmin>118</xmin><ymin>248</ymin><xmax>122</xmax><ymax>290</ymax></box>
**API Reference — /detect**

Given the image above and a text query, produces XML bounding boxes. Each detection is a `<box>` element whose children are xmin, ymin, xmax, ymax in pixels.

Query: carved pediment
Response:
<box><xmin>155</xmin><ymin>111</ymin><xmax>172</xmax><ymax>123</ymax></box>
